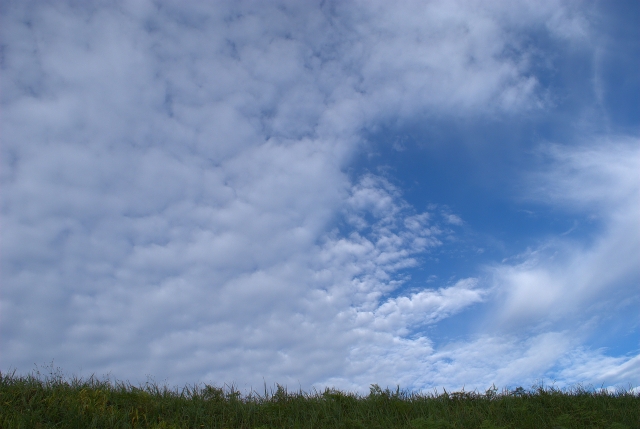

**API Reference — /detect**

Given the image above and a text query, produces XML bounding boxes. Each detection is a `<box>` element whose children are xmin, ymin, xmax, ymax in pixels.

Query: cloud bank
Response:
<box><xmin>1</xmin><ymin>0</ymin><xmax>637</xmax><ymax>391</ymax></box>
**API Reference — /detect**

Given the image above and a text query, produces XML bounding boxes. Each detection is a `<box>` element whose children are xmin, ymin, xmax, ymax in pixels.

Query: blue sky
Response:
<box><xmin>1</xmin><ymin>0</ymin><xmax>638</xmax><ymax>393</ymax></box>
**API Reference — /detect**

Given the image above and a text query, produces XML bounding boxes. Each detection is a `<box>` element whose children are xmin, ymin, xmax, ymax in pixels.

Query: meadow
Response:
<box><xmin>1</xmin><ymin>367</ymin><xmax>638</xmax><ymax>428</ymax></box>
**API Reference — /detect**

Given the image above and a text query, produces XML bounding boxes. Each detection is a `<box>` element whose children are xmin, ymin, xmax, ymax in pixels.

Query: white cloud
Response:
<box><xmin>2</xmin><ymin>0</ymin><xmax>630</xmax><ymax>394</ymax></box>
<box><xmin>553</xmin><ymin>349</ymin><xmax>640</xmax><ymax>388</ymax></box>
<box><xmin>370</xmin><ymin>278</ymin><xmax>483</xmax><ymax>335</ymax></box>
<box><xmin>453</xmin><ymin>138</ymin><xmax>640</xmax><ymax>392</ymax></box>
<box><xmin>490</xmin><ymin>138</ymin><xmax>640</xmax><ymax>328</ymax></box>
<box><xmin>445</xmin><ymin>214</ymin><xmax>464</xmax><ymax>226</ymax></box>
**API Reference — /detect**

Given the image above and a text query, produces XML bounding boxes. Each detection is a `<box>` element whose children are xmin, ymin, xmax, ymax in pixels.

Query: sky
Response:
<box><xmin>1</xmin><ymin>0</ymin><xmax>638</xmax><ymax>393</ymax></box>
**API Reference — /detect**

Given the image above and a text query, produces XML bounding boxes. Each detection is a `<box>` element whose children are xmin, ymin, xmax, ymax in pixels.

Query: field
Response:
<box><xmin>1</xmin><ymin>368</ymin><xmax>638</xmax><ymax>428</ymax></box>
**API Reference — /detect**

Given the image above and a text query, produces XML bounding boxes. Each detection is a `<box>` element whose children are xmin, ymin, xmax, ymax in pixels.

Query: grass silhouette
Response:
<box><xmin>1</xmin><ymin>366</ymin><xmax>638</xmax><ymax>428</ymax></box>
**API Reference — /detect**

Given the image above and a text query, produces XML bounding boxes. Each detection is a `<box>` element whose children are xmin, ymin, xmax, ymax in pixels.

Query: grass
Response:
<box><xmin>1</xmin><ymin>368</ymin><xmax>638</xmax><ymax>428</ymax></box>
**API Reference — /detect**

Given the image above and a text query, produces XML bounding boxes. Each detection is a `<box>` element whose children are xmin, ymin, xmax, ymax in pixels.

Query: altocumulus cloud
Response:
<box><xmin>1</xmin><ymin>0</ymin><xmax>638</xmax><ymax>392</ymax></box>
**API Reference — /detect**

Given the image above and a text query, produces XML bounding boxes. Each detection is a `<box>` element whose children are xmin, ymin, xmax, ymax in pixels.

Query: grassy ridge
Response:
<box><xmin>1</xmin><ymin>369</ymin><xmax>638</xmax><ymax>428</ymax></box>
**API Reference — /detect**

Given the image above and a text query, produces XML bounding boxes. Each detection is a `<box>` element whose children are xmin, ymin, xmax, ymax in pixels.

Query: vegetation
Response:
<box><xmin>1</xmin><ymin>367</ymin><xmax>638</xmax><ymax>428</ymax></box>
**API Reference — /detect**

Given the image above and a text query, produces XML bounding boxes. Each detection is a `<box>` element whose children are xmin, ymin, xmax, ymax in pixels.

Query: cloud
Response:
<box><xmin>490</xmin><ymin>138</ymin><xmax>640</xmax><ymax>329</ymax></box>
<box><xmin>370</xmin><ymin>278</ymin><xmax>483</xmax><ymax>335</ymax></box>
<box><xmin>3</xmin><ymin>0</ymin><xmax>633</xmax><ymax>394</ymax></box>
<box><xmin>445</xmin><ymin>214</ymin><xmax>464</xmax><ymax>226</ymax></box>
<box><xmin>446</xmin><ymin>137</ymin><xmax>640</xmax><ymax>391</ymax></box>
<box><xmin>553</xmin><ymin>349</ymin><xmax>640</xmax><ymax>388</ymax></box>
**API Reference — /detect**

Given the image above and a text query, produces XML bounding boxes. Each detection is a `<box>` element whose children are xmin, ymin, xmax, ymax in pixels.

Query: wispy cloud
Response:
<box><xmin>490</xmin><ymin>138</ymin><xmax>640</xmax><ymax>329</ymax></box>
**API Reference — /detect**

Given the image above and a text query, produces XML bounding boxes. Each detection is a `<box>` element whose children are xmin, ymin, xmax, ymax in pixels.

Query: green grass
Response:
<box><xmin>1</xmin><ymin>368</ymin><xmax>638</xmax><ymax>428</ymax></box>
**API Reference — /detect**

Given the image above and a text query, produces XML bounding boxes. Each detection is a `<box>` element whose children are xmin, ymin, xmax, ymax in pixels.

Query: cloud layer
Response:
<box><xmin>1</xmin><ymin>0</ymin><xmax>637</xmax><ymax>391</ymax></box>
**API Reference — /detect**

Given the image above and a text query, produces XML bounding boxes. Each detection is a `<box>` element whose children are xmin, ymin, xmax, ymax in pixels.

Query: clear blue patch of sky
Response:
<box><xmin>589</xmin><ymin>314</ymin><xmax>640</xmax><ymax>358</ymax></box>
<box><xmin>593</xmin><ymin>0</ymin><xmax>640</xmax><ymax>131</ymax></box>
